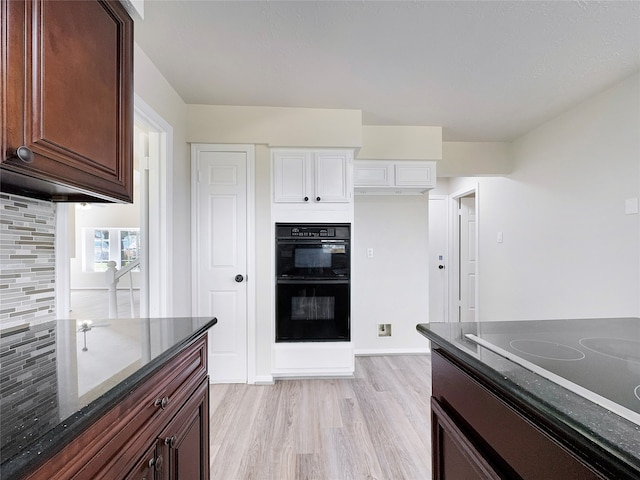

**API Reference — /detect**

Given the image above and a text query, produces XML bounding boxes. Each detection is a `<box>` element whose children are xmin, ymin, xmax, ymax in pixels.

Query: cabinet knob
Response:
<box><xmin>154</xmin><ymin>396</ymin><xmax>169</xmax><ymax>409</ymax></box>
<box><xmin>165</xmin><ymin>435</ymin><xmax>177</xmax><ymax>448</ymax></box>
<box><xmin>14</xmin><ymin>146</ymin><xmax>34</xmax><ymax>164</ymax></box>
<box><xmin>154</xmin><ymin>455</ymin><xmax>163</xmax><ymax>470</ymax></box>
<box><xmin>316</xmin><ymin>196</ymin><xmax>321</xmax><ymax>202</ymax></box>
<box><xmin>304</xmin><ymin>196</ymin><xmax>309</xmax><ymax>202</ymax></box>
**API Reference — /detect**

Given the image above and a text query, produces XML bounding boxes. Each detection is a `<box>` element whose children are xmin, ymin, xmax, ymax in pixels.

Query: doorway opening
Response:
<box><xmin>56</xmin><ymin>97</ymin><xmax>173</xmax><ymax>321</ymax></box>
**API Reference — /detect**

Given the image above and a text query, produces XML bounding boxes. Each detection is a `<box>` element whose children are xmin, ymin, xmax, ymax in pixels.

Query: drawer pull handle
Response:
<box><xmin>165</xmin><ymin>435</ymin><xmax>177</xmax><ymax>448</ymax></box>
<box><xmin>154</xmin><ymin>455</ymin><xmax>163</xmax><ymax>470</ymax></box>
<box><xmin>154</xmin><ymin>396</ymin><xmax>169</xmax><ymax>409</ymax></box>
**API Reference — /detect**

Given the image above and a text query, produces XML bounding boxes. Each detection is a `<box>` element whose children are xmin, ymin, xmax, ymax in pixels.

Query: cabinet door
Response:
<box><xmin>395</xmin><ymin>162</ymin><xmax>435</xmax><ymax>188</ymax></box>
<box><xmin>124</xmin><ymin>443</ymin><xmax>160</xmax><ymax>480</ymax></box>
<box><xmin>431</xmin><ymin>397</ymin><xmax>503</xmax><ymax>480</ymax></box>
<box><xmin>2</xmin><ymin>0</ymin><xmax>133</xmax><ymax>202</ymax></box>
<box><xmin>273</xmin><ymin>151</ymin><xmax>312</xmax><ymax>203</ymax></box>
<box><xmin>314</xmin><ymin>151</ymin><xmax>351</xmax><ymax>203</ymax></box>
<box><xmin>159</xmin><ymin>379</ymin><xmax>210</xmax><ymax>480</ymax></box>
<box><xmin>353</xmin><ymin>161</ymin><xmax>392</xmax><ymax>187</ymax></box>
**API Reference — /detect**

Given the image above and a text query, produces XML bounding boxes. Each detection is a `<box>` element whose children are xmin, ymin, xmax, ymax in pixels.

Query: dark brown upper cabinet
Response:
<box><xmin>1</xmin><ymin>0</ymin><xmax>134</xmax><ymax>203</ymax></box>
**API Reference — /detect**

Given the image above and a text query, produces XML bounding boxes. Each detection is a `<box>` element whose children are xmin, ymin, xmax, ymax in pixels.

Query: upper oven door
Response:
<box><xmin>276</xmin><ymin>240</ymin><xmax>350</xmax><ymax>279</ymax></box>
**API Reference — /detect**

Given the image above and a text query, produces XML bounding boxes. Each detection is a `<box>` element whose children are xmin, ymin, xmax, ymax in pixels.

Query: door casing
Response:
<box><xmin>450</xmin><ymin>185</ymin><xmax>479</xmax><ymax>322</ymax></box>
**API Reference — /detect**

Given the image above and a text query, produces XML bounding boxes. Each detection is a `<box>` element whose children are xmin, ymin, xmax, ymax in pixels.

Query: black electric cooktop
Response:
<box><xmin>463</xmin><ymin>317</ymin><xmax>640</xmax><ymax>425</ymax></box>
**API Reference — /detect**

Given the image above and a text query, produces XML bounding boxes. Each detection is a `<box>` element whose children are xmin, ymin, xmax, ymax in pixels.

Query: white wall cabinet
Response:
<box><xmin>354</xmin><ymin>160</ymin><xmax>436</xmax><ymax>194</ymax></box>
<box><xmin>273</xmin><ymin>149</ymin><xmax>352</xmax><ymax>203</ymax></box>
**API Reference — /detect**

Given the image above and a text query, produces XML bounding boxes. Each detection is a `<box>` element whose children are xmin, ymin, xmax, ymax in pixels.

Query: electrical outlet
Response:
<box><xmin>378</xmin><ymin>324</ymin><xmax>392</xmax><ymax>337</ymax></box>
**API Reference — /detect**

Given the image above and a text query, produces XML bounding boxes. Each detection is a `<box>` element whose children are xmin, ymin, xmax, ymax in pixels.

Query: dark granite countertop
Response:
<box><xmin>417</xmin><ymin>318</ymin><xmax>640</xmax><ymax>478</ymax></box>
<box><xmin>0</xmin><ymin>317</ymin><xmax>216</xmax><ymax>478</ymax></box>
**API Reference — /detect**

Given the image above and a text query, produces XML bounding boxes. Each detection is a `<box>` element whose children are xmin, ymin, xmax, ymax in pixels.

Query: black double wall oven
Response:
<box><xmin>275</xmin><ymin>223</ymin><xmax>350</xmax><ymax>342</ymax></box>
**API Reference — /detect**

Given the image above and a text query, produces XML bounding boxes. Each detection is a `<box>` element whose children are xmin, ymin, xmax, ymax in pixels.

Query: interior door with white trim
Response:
<box><xmin>194</xmin><ymin>145</ymin><xmax>248</xmax><ymax>383</ymax></box>
<box><xmin>459</xmin><ymin>195</ymin><xmax>477</xmax><ymax>322</ymax></box>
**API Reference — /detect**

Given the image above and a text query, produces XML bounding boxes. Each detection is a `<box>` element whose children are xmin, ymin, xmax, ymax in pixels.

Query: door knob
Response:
<box><xmin>438</xmin><ymin>265</ymin><xmax>445</xmax><ymax>270</ymax></box>
<box><xmin>235</xmin><ymin>274</ymin><xmax>244</xmax><ymax>283</ymax></box>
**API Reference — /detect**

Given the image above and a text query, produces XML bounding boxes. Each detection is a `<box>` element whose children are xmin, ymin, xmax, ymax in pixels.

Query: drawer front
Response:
<box><xmin>24</xmin><ymin>336</ymin><xmax>208</xmax><ymax>480</ymax></box>
<box><xmin>432</xmin><ymin>350</ymin><xmax>604</xmax><ymax>480</ymax></box>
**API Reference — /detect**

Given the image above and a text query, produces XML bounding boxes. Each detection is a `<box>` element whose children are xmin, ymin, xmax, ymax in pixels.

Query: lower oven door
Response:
<box><xmin>276</xmin><ymin>280</ymin><xmax>350</xmax><ymax>342</ymax></box>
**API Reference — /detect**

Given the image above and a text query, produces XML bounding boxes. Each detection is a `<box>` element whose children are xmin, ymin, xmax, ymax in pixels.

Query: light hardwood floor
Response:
<box><xmin>209</xmin><ymin>355</ymin><xmax>432</xmax><ymax>480</ymax></box>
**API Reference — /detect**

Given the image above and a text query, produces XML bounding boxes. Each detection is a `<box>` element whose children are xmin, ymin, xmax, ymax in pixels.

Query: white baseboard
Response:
<box><xmin>354</xmin><ymin>347</ymin><xmax>430</xmax><ymax>356</ymax></box>
<box><xmin>252</xmin><ymin>375</ymin><xmax>275</xmax><ymax>385</ymax></box>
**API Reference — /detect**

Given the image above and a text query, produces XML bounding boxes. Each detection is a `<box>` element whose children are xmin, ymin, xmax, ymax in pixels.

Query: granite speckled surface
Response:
<box><xmin>0</xmin><ymin>317</ymin><xmax>216</xmax><ymax>478</ymax></box>
<box><xmin>417</xmin><ymin>318</ymin><xmax>640</xmax><ymax>477</ymax></box>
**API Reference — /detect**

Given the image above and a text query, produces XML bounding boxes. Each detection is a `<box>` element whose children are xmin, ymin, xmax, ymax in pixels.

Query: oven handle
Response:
<box><xmin>276</xmin><ymin>278</ymin><xmax>349</xmax><ymax>285</ymax></box>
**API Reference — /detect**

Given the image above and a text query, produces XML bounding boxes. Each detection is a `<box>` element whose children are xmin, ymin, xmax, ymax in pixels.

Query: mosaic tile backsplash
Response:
<box><xmin>0</xmin><ymin>193</ymin><xmax>56</xmax><ymax>327</ymax></box>
<box><xmin>0</xmin><ymin>321</ymin><xmax>59</xmax><ymax>463</ymax></box>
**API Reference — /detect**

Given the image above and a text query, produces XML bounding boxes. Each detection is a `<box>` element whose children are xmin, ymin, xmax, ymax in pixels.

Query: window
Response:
<box><xmin>120</xmin><ymin>230</ymin><xmax>140</xmax><ymax>268</ymax></box>
<box><xmin>93</xmin><ymin>229</ymin><xmax>110</xmax><ymax>271</ymax></box>
<box><xmin>83</xmin><ymin>228</ymin><xmax>140</xmax><ymax>272</ymax></box>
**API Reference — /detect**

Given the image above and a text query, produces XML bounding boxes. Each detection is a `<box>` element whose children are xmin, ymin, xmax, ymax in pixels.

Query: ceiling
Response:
<box><xmin>134</xmin><ymin>1</ymin><xmax>640</xmax><ymax>142</ymax></box>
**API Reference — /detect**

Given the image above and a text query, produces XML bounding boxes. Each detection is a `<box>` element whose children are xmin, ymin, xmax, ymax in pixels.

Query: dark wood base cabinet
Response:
<box><xmin>431</xmin><ymin>349</ymin><xmax>606</xmax><ymax>480</ymax></box>
<box><xmin>21</xmin><ymin>336</ymin><xmax>210</xmax><ymax>480</ymax></box>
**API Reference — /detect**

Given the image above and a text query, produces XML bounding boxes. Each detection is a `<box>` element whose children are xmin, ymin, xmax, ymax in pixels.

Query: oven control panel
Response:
<box><xmin>277</xmin><ymin>223</ymin><xmax>350</xmax><ymax>240</ymax></box>
<box><xmin>291</xmin><ymin>227</ymin><xmax>335</xmax><ymax>237</ymax></box>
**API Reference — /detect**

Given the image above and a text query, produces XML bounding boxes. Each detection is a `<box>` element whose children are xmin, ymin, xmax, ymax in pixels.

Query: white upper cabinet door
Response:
<box><xmin>395</xmin><ymin>162</ymin><xmax>435</xmax><ymax>188</ymax></box>
<box><xmin>314</xmin><ymin>151</ymin><xmax>352</xmax><ymax>203</ymax></box>
<box><xmin>353</xmin><ymin>161</ymin><xmax>392</xmax><ymax>187</ymax></box>
<box><xmin>273</xmin><ymin>149</ymin><xmax>352</xmax><ymax>204</ymax></box>
<box><xmin>273</xmin><ymin>151</ymin><xmax>313</xmax><ymax>203</ymax></box>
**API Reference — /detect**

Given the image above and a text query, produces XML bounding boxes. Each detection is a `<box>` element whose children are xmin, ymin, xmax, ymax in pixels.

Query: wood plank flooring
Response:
<box><xmin>209</xmin><ymin>355</ymin><xmax>432</xmax><ymax>480</ymax></box>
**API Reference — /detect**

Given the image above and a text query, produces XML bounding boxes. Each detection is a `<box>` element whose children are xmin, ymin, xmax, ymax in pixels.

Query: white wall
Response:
<box><xmin>133</xmin><ymin>43</ymin><xmax>190</xmax><ymax>316</ymax></box>
<box><xmin>448</xmin><ymin>73</ymin><xmax>640</xmax><ymax>320</ymax></box>
<box><xmin>253</xmin><ymin>145</ymin><xmax>273</xmax><ymax>378</ymax></box>
<box><xmin>357</xmin><ymin>126</ymin><xmax>442</xmax><ymax>160</ymax></box>
<box><xmin>187</xmin><ymin>105</ymin><xmax>362</xmax><ymax>147</ymax></box>
<box><xmin>352</xmin><ymin>195</ymin><xmax>430</xmax><ymax>353</ymax></box>
<box><xmin>440</xmin><ymin>142</ymin><xmax>512</xmax><ymax>176</ymax></box>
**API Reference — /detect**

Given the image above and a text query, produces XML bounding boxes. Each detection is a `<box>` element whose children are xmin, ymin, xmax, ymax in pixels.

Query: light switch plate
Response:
<box><xmin>625</xmin><ymin>198</ymin><xmax>639</xmax><ymax>215</ymax></box>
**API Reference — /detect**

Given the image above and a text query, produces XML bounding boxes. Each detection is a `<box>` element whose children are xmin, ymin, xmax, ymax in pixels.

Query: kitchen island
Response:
<box><xmin>417</xmin><ymin>318</ymin><xmax>640</xmax><ymax>480</ymax></box>
<box><xmin>0</xmin><ymin>317</ymin><xmax>216</xmax><ymax>479</ymax></box>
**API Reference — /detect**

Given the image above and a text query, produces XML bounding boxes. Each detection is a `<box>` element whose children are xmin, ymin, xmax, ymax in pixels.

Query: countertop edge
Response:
<box><xmin>1</xmin><ymin>317</ymin><xmax>217</xmax><ymax>479</ymax></box>
<box><xmin>416</xmin><ymin>322</ymin><xmax>640</xmax><ymax>479</ymax></box>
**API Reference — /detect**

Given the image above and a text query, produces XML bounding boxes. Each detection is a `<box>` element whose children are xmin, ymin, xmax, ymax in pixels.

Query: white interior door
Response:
<box><xmin>459</xmin><ymin>195</ymin><xmax>477</xmax><ymax>321</ymax></box>
<box><xmin>193</xmin><ymin>145</ymin><xmax>250</xmax><ymax>383</ymax></box>
<box><xmin>428</xmin><ymin>195</ymin><xmax>448</xmax><ymax>322</ymax></box>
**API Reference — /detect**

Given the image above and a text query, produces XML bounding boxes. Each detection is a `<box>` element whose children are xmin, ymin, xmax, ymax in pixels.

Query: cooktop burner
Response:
<box><xmin>509</xmin><ymin>339</ymin><xmax>585</xmax><ymax>361</ymax></box>
<box><xmin>463</xmin><ymin>317</ymin><xmax>640</xmax><ymax>426</ymax></box>
<box><xmin>578</xmin><ymin>338</ymin><xmax>640</xmax><ymax>363</ymax></box>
